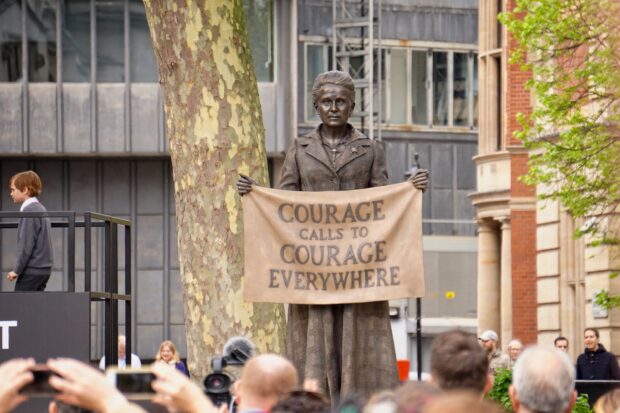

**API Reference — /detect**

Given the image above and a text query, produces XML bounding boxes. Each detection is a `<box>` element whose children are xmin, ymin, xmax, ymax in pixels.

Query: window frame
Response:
<box><xmin>301</xmin><ymin>37</ymin><xmax>478</xmax><ymax>132</ymax></box>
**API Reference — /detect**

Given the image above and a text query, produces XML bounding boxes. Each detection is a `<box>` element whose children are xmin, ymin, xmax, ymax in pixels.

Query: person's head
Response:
<box><xmin>10</xmin><ymin>170</ymin><xmax>42</xmax><ymax>203</ymax></box>
<box><xmin>156</xmin><ymin>340</ymin><xmax>180</xmax><ymax>364</ymax></box>
<box><xmin>584</xmin><ymin>328</ymin><xmax>600</xmax><ymax>352</ymax></box>
<box><xmin>430</xmin><ymin>330</ymin><xmax>492</xmax><ymax>395</ymax></box>
<box><xmin>593</xmin><ymin>388</ymin><xmax>620</xmax><ymax>413</ymax></box>
<box><xmin>270</xmin><ymin>390</ymin><xmax>329</xmax><ymax>413</ymax></box>
<box><xmin>117</xmin><ymin>335</ymin><xmax>126</xmax><ymax>358</ymax></box>
<box><xmin>235</xmin><ymin>353</ymin><xmax>298</xmax><ymax>412</ymax></box>
<box><xmin>421</xmin><ymin>392</ymin><xmax>504</xmax><ymax>413</ymax></box>
<box><xmin>510</xmin><ymin>346</ymin><xmax>576</xmax><ymax>413</ymax></box>
<box><xmin>364</xmin><ymin>390</ymin><xmax>396</xmax><ymax>413</ymax></box>
<box><xmin>312</xmin><ymin>71</ymin><xmax>355</xmax><ymax>128</ymax></box>
<box><xmin>478</xmin><ymin>330</ymin><xmax>499</xmax><ymax>354</ymax></box>
<box><xmin>554</xmin><ymin>336</ymin><xmax>569</xmax><ymax>353</ymax></box>
<box><xmin>508</xmin><ymin>339</ymin><xmax>524</xmax><ymax>361</ymax></box>
<box><xmin>394</xmin><ymin>381</ymin><xmax>442</xmax><ymax>413</ymax></box>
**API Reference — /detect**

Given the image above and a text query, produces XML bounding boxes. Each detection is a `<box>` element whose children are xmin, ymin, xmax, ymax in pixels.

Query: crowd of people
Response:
<box><xmin>480</xmin><ymin>327</ymin><xmax>620</xmax><ymax>382</ymax></box>
<box><xmin>2</xmin><ymin>327</ymin><xmax>620</xmax><ymax>413</ymax></box>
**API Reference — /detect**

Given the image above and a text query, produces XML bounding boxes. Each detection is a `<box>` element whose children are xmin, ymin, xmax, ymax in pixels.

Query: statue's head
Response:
<box><xmin>312</xmin><ymin>71</ymin><xmax>356</xmax><ymax>128</ymax></box>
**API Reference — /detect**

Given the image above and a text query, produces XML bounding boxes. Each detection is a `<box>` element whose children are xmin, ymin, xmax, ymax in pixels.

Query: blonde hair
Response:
<box><xmin>156</xmin><ymin>340</ymin><xmax>180</xmax><ymax>364</ymax></box>
<box><xmin>594</xmin><ymin>388</ymin><xmax>620</xmax><ymax>413</ymax></box>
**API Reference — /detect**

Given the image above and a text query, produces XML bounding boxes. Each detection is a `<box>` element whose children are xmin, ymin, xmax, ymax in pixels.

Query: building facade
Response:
<box><xmin>475</xmin><ymin>0</ymin><xmax>620</xmax><ymax>360</ymax></box>
<box><xmin>472</xmin><ymin>0</ymin><xmax>537</xmax><ymax>348</ymax></box>
<box><xmin>0</xmin><ymin>0</ymin><xmax>479</xmax><ymax>371</ymax></box>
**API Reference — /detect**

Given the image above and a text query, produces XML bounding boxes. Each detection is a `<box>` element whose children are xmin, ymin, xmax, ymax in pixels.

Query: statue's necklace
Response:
<box><xmin>320</xmin><ymin>130</ymin><xmax>349</xmax><ymax>162</ymax></box>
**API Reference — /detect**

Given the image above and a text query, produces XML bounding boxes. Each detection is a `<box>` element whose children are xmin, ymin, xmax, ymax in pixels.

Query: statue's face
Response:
<box><xmin>315</xmin><ymin>84</ymin><xmax>354</xmax><ymax>128</ymax></box>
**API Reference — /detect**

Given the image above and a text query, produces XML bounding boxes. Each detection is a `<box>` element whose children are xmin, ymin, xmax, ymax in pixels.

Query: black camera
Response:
<box><xmin>203</xmin><ymin>337</ymin><xmax>254</xmax><ymax>408</ymax></box>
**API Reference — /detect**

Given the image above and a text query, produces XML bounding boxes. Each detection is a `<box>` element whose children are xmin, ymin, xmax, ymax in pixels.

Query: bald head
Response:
<box><xmin>238</xmin><ymin>354</ymin><xmax>298</xmax><ymax>411</ymax></box>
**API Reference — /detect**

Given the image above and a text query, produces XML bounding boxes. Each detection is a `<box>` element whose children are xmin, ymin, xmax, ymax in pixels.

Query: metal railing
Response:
<box><xmin>0</xmin><ymin>211</ymin><xmax>132</xmax><ymax>367</ymax></box>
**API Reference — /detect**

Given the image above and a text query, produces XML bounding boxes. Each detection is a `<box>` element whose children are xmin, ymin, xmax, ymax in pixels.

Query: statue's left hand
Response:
<box><xmin>408</xmin><ymin>169</ymin><xmax>429</xmax><ymax>192</ymax></box>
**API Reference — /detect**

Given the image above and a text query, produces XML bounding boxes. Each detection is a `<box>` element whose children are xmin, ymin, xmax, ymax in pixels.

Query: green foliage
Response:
<box><xmin>499</xmin><ymin>0</ymin><xmax>620</xmax><ymax>234</ymax></box>
<box><xmin>486</xmin><ymin>368</ymin><xmax>593</xmax><ymax>413</ymax></box>
<box><xmin>573</xmin><ymin>394</ymin><xmax>593</xmax><ymax>413</ymax></box>
<box><xmin>487</xmin><ymin>368</ymin><xmax>513</xmax><ymax>411</ymax></box>
<box><xmin>595</xmin><ymin>288</ymin><xmax>620</xmax><ymax>309</ymax></box>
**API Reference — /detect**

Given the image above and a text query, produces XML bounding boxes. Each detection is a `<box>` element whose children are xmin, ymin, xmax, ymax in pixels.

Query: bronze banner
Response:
<box><xmin>242</xmin><ymin>182</ymin><xmax>425</xmax><ymax>304</ymax></box>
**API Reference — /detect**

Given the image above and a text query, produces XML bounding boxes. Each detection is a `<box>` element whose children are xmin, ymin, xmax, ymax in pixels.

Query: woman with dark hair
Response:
<box><xmin>238</xmin><ymin>70</ymin><xmax>428</xmax><ymax>400</ymax></box>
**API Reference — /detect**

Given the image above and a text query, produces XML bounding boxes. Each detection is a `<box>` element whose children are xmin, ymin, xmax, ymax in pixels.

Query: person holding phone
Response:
<box><xmin>47</xmin><ymin>358</ymin><xmax>146</xmax><ymax>413</ymax></box>
<box><xmin>0</xmin><ymin>358</ymin><xmax>35</xmax><ymax>413</ymax></box>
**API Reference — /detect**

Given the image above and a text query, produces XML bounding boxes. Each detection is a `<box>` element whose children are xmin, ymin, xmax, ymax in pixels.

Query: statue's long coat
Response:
<box><xmin>278</xmin><ymin>124</ymin><xmax>400</xmax><ymax>401</ymax></box>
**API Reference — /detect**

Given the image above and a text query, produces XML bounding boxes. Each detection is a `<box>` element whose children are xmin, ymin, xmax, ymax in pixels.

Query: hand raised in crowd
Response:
<box><xmin>303</xmin><ymin>378</ymin><xmax>320</xmax><ymax>393</ymax></box>
<box><xmin>408</xmin><ymin>169</ymin><xmax>430</xmax><ymax>192</ymax></box>
<box><xmin>236</xmin><ymin>174</ymin><xmax>258</xmax><ymax>196</ymax></box>
<box><xmin>47</xmin><ymin>358</ymin><xmax>145</xmax><ymax>413</ymax></box>
<box><xmin>151</xmin><ymin>362</ymin><xmax>220</xmax><ymax>413</ymax></box>
<box><xmin>0</xmin><ymin>358</ymin><xmax>35</xmax><ymax>413</ymax></box>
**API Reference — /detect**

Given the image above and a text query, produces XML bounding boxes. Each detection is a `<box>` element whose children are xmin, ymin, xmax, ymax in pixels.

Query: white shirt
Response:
<box><xmin>20</xmin><ymin>197</ymin><xmax>38</xmax><ymax>211</ymax></box>
<box><xmin>99</xmin><ymin>353</ymin><xmax>142</xmax><ymax>370</ymax></box>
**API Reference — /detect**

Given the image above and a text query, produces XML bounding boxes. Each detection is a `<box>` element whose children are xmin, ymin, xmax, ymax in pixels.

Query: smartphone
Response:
<box><xmin>20</xmin><ymin>365</ymin><xmax>58</xmax><ymax>397</ymax></box>
<box><xmin>106</xmin><ymin>367</ymin><xmax>155</xmax><ymax>400</ymax></box>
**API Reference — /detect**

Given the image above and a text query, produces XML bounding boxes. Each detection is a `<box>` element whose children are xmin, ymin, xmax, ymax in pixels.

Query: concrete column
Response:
<box><xmin>500</xmin><ymin>218</ymin><xmax>512</xmax><ymax>347</ymax></box>
<box><xmin>478</xmin><ymin>220</ymin><xmax>501</xmax><ymax>335</ymax></box>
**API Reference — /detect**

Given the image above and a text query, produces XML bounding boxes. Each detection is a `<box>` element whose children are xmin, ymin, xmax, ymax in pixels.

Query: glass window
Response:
<box><xmin>130</xmin><ymin>0</ymin><xmax>157</xmax><ymax>82</ymax></box>
<box><xmin>453</xmin><ymin>53</ymin><xmax>468</xmax><ymax>126</ymax></box>
<box><xmin>63</xmin><ymin>0</ymin><xmax>91</xmax><ymax>82</ymax></box>
<box><xmin>389</xmin><ymin>49</ymin><xmax>407</xmax><ymax>124</ymax></box>
<box><xmin>0</xmin><ymin>2</ymin><xmax>23</xmax><ymax>82</ymax></box>
<box><xmin>496</xmin><ymin>56</ymin><xmax>502</xmax><ymax>150</ymax></box>
<box><xmin>373</xmin><ymin>48</ymin><xmax>386</xmax><ymax>121</ymax></box>
<box><xmin>243</xmin><ymin>0</ymin><xmax>274</xmax><ymax>82</ymax></box>
<box><xmin>27</xmin><ymin>0</ymin><xmax>57</xmax><ymax>82</ymax></box>
<box><xmin>411</xmin><ymin>50</ymin><xmax>427</xmax><ymax>125</ymax></box>
<box><xmin>473</xmin><ymin>55</ymin><xmax>479</xmax><ymax>127</ymax></box>
<box><xmin>432</xmin><ymin>51</ymin><xmax>448</xmax><ymax>126</ymax></box>
<box><xmin>96</xmin><ymin>0</ymin><xmax>124</xmax><ymax>82</ymax></box>
<box><xmin>348</xmin><ymin>53</ymin><xmax>364</xmax><ymax>80</ymax></box>
<box><xmin>306</xmin><ymin>44</ymin><xmax>325</xmax><ymax>121</ymax></box>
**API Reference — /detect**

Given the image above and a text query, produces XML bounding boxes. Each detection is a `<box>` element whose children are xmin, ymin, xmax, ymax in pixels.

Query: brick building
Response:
<box><xmin>474</xmin><ymin>0</ymin><xmax>620</xmax><ymax>360</ymax></box>
<box><xmin>472</xmin><ymin>0</ymin><xmax>537</xmax><ymax>348</ymax></box>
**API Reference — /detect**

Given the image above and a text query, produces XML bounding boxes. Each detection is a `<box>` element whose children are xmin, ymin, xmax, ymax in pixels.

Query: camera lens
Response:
<box><xmin>204</xmin><ymin>373</ymin><xmax>231</xmax><ymax>393</ymax></box>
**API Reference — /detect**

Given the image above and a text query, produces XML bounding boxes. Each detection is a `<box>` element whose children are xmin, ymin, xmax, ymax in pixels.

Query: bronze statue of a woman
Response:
<box><xmin>238</xmin><ymin>70</ymin><xmax>429</xmax><ymax>400</ymax></box>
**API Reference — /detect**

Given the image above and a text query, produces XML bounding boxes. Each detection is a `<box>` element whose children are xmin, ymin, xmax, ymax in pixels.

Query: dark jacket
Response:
<box><xmin>576</xmin><ymin>344</ymin><xmax>620</xmax><ymax>380</ymax></box>
<box><xmin>14</xmin><ymin>201</ymin><xmax>53</xmax><ymax>276</ymax></box>
<box><xmin>279</xmin><ymin>124</ymin><xmax>388</xmax><ymax>191</ymax></box>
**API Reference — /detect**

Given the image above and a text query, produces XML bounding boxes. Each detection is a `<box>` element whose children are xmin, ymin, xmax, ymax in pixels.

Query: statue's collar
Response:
<box><xmin>306</xmin><ymin>124</ymin><xmax>368</xmax><ymax>142</ymax></box>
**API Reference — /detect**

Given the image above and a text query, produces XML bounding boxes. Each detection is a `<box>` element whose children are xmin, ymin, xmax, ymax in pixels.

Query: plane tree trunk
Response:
<box><xmin>143</xmin><ymin>0</ymin><xmax>286</xmax><ymax>380</ymax></box>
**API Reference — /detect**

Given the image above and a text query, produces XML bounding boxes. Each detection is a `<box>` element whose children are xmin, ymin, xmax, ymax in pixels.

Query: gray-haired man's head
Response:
<box><xmin>510</xmin><ymin>346</ymin><xmax>576</xmax><ymax>413</ymax></box>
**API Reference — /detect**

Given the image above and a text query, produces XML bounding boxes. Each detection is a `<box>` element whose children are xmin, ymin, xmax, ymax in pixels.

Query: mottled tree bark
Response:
<box><xmin>143</xmin><ymin>0</ymin><xmax>286</xmax><ymax>380</ymax></box>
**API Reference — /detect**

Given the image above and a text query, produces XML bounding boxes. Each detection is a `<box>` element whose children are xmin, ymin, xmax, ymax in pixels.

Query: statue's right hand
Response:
<box><xmin>237</xmin><ymin>174</ymin><xmax>257</xmax><ymax>196</ymax></box>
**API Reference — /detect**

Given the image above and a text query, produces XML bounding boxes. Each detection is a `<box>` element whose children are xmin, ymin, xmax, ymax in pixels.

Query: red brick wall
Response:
<box><xmin>505</xmin><ymin>0</ymin><xmax>537</xmax><ymax>344</ymax></box>
<box><xmin>510</xmin><ymin>208</ymin><xmax>537</xmax><ymax>344</ymax></box>
<box><xmin>505</xmin><ymin>30</ymin><xmax>532</xmax><ymax>146</ymax></box>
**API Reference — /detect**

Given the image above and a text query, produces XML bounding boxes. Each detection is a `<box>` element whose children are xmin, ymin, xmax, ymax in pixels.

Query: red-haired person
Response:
<box><xmin>6</xmin><ymin>171</ymin><xmax>53</xmax><ymax>291</ymax></box>
<box><xmin>155</xmin><ymin>340</ymin><xmax>188</xmax><ymax>376</ymax></box>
